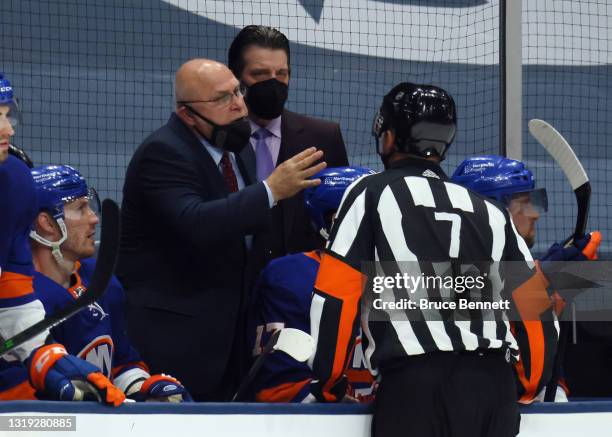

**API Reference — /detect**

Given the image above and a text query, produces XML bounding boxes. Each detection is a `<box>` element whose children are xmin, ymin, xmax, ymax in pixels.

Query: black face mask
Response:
<box><xmin>185</xmin><ymin>106</ymin><xmax>251</xmax><ymax>154</ymax></box>
<box><xmin>245</xmin><ymin>78</ymin><xmax>288</xmax><ymax>120</ymax></box>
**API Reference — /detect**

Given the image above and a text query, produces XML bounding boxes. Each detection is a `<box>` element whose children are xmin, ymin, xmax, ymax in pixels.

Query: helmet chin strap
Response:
<box><xmin>29</xmin><ymin>218</ymin><xmax>69</xmax><ymax>265</ymax></box>
<box><xmin>319</xmin><ymin>228</ymin><xmax>330</xmax><ymax>241</ymax></box>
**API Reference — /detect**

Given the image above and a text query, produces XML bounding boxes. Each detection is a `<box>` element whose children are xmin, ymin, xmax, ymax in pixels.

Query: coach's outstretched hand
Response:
<box><xmin>541</xmin><ymin>231</ymin><xmax>602</xmax><ymax>261</ymax></box>
<box><xmin>266</xmin><ymin>147</ymin><xmax>326</xmax><ymax>202</ymax></box>
<box><xmin>28</xmin><ymin>344</ymin><xmax>125</xmax><ymax>406</ymax></box>
<box><xmin>128</xmin><ymin>374</ymin><xmax>193</xmax><ymax>403</ymax></box>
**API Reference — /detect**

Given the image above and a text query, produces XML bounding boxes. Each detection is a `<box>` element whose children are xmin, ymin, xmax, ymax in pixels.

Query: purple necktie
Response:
<box><xmin>254</xmin><ymin>128</ymin><xmax>274</xmax><ymax>182</ymax></box>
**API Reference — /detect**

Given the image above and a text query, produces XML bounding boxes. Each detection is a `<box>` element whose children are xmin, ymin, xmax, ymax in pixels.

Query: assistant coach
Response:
<box><xmin>229</xmin><ymin>25</ymin><xmax>349</xmax><ymax>275</ymax></box>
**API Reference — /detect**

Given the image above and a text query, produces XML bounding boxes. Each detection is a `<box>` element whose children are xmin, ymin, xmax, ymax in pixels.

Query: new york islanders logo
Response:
<box><xmin>78</xmin><ymin>336</ymin><xmax>114</xmax><ymax>378</ymax></box>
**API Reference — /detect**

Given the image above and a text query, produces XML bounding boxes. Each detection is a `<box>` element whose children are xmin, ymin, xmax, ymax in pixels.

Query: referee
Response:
<box><xmin>308</xmin><ymin>83</ymin><xmax>557</xmax><ymax>436</ymax></box>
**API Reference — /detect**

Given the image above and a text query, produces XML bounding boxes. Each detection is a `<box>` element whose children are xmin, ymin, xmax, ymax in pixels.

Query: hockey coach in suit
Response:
<box><xmin>117</xmin><ymin>59</ymin><xmax>326</xmax><ymax>401</ymax></box>
<box><xmin>228</xmin><ymin>25</ymin><xmax>349</xmax><ymax>275</ymax></box>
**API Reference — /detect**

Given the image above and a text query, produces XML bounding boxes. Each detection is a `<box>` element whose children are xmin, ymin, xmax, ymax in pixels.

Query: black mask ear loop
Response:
<box><xmin>182</xmin><ymin>104</ymin><xmax>218</xmax><ymax>142</ymax></box>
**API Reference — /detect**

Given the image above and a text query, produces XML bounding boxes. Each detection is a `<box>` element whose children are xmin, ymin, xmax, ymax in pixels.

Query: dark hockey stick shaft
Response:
<box><xmin>0</xmin><ymin>199</ymin><xmax>121</xmax><ymax>356</ymax></box>
<box><xmin>573</xmin><ymin>183</ymin><xmax>591</xmax><ymax>240</ymax></box>
<box><xmin>544</xmin><ymin>183</ymin><xmax>591</xmax><ymax>402</ymax></box>
<box><xmin>232</xmin><ymin>329</ymin><xmax>282</xmax><ymax>402</ymax></box>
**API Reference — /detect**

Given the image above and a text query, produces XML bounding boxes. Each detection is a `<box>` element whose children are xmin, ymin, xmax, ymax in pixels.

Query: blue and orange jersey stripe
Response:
<box><xmin>0</xmin><ymin>380</ymin><xmax>37</xmax><ymax>400</ymax></box>
<box><xmin>112</xmin><ymin>361</ymin><xmax>150</xmax><ymax>379</ymax></box>
<box><xmin>67</xmin><ymin>261</ymin><xmax>83</xmax><ymax>299</ymax></box>
<box><xmin>303</xmin><ymin>251</ymin><xmax>321</xmax><ymax>263</ymax></box>
<box><xmin>0</xmin><ymin>271</ymin><xmax>34</xmax><ymax>300</ymax></box>
<box><xmin>510</xmin><ymin>261</ymin><xmax>558</xmax><ymax>403</ymax></box>
<box><xmin>256</xmin><ymin>379</ymin><xmax>312</xmax><ymax>402</ymax></box>
<box><xmin>512</xmin><ymin>321</ymin><xmax>546</xmax><ymax>403</ymax></box>
<box><xmin>313</xmin><ymin>252</ymin><xmax>365</xmax><ymax>402</ymax></box>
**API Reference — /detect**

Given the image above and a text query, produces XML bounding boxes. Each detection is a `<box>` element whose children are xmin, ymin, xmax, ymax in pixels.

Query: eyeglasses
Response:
<box><xmin>178</xmin><ymin>84</ymin><xmax>245</xmax><ymax>108</ymax></box>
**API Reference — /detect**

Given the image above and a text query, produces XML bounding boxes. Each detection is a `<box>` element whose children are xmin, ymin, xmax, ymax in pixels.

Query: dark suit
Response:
<box><xmin>244</xmin><ymin>109</ymin><xmax>348</xmax><ymax>277</ymax></box>
<box><xmin>117</xmin><ymin>113</ymin><xmax>270</xmax><ymax>400</ymax></box>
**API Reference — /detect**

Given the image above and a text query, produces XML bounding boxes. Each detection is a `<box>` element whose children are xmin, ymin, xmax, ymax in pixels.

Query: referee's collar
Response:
<box><xmin>387</xmin><ymin>156</ymin><xmax>449</xmax><ymax>180</ymax></box>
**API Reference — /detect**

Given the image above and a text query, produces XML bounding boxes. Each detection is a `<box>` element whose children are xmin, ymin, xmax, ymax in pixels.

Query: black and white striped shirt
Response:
<box><xmin>309</xmin><ymin>157</ymin><xmax>556</xmax><ymax>401</ymax></box>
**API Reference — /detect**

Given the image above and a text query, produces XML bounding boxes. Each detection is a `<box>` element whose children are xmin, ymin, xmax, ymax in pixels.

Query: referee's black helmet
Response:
<box><xmin>372</xmin><ymin>82</ymin><xmax>457</xmax><ymax>160</ymax></box>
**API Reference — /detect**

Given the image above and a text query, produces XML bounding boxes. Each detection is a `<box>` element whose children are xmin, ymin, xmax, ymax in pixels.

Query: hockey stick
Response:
<box><xmin>0</xmin><ymin>199</ymin><xmax>121</xmax><ymax>357</ymax></box>
<box><xmin>528</xmin><ymin>119</ymin><xmax>591</xmax><ymax>240</ymax></box>
<box><xmin>528</xmin><ymin>119</ymin><xmax>591</xmax><ymax>402</ymax></box>
<box><xmin>232</xmin><ymin>328</ymin><xmax>315</xmax><ymax>401</ymax></box>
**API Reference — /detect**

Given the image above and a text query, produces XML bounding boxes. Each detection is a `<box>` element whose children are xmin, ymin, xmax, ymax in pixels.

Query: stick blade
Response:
<box><xmin>528</xmin><ymin>119</ymin><xmax>589</xmax><ymax>190</ymax></box>
<box><xmin>273</xmin><ymin>328</ymin><xmax>315</xmax><ymax>362</ymax></box>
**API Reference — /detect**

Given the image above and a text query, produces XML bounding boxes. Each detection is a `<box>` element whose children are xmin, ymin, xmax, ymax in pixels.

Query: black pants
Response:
<box><xmin>373</xmin><ymin>351</ymin><xmax>520</xmax><ymax>437</ymax></box>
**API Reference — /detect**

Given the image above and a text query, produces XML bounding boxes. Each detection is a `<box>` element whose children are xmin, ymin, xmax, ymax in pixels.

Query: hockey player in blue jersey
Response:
<box><xmin>248</xmin><ymin>166</ymin><xmax>377</xmax><ymax>402</ymax></box>
<box><xmin>0</xmin><ymin>75</ymin><xmax>42</xmax><ymax>367</ymax></box>
<box><xmin>0</xmin><ymin>74</ymin><xmax>124</xmax><ymax>405</ymax></box>
<box><xmin>28</xmin><ymin>164</ymin><xmax>192</xmax><ymax>402</ymax></box>
<box><xmin>452</xmin><ymin>155</ymin><xmax>602</xmax><ymax>402</ymax></box>
<box><xmin>452</xmin><ymin>155</ymin><xmax>600</xmax><ymax>257</ymax></box>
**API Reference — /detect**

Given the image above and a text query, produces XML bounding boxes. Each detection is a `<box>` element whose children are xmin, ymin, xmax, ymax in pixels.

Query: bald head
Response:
<box><xmin>173</xmin><ymin>58</ymin><xmax>248</xmax><ymax>138</ymax></box>
<box><xmin>175</xmin><ymin>59</ymin><xmax>232</xmax><ymax>105</ymax></box>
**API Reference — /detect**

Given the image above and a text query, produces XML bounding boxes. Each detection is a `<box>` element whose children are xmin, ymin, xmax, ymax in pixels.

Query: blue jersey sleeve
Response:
<box><xmin>0</xmin><ymin>157</ymin><xmax>47</xmax><ymax>362</ymax></box>
<box><xmin>0</xmin><ymin>163</ymin><xmax>13</xmax><ymax>270</ymax></box>
<box><xmin>0</xmin><ymin>156</ymin><xmax>38</xmax><ymax>307</ymax></box>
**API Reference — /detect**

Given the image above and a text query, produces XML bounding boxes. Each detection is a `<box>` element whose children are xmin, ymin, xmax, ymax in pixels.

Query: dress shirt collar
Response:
<box><xmin>199</xmin><ymin>135</ymin><xmax>229</xmax><ymax>167</ymax></box>
<box><xmin>249</xmin><ymin>115</ymin><xmax>282</xmax><ymax>139</ymax></box>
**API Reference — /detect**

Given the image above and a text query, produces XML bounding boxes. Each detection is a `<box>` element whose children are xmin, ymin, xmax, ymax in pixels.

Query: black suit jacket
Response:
<box><xmin>243</xmin><ymin>109</ymin><xmax>349</xmax><ymax>277</ymax></box>
<box><xmin>117</xmin><ymin>113</ymin><xmax>270</xmax><ymax>398</ymax></box>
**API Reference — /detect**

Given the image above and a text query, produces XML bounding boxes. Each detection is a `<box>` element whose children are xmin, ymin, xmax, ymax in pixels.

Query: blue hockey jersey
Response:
<box><xmin>32</xmin><ymin>258</ymin><xmax>150</xmax><ymax>391</ymax></box>
<box><xmin>0</xmin><ymin>258</ymin><xmax>151</xmax><ymax>399</ymax></box>
<box><xmin>247</xmin><ymin>251</ymin><xmax>375</xmax><ymax>403</ymax></box>
<box><xmin>0</xmin><ymin>156</ymin><xmax>37</xmax><ymax>294</ymax></box>
<box><xmin>0</xmin><ymin>155</ymin><xmax>45</xmax><ymax>399</ymax></box>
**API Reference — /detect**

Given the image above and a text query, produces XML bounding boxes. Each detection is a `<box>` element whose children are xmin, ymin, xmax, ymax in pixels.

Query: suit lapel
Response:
<box><xmin>167</xmin><ymin>113</ymin><xmax>228</xmax><ymax>196</ymax></box>
<box><xmin>279</xmin><ymin>110</ymin><xmax>305</xmax><ymax>164</ymax></box>
<box><xmin>238</xmin><ymin>143</ymin><xmax>257</xmax><ymax>185</ymax></box>
<box><xmin>278</xmin><ymin>110</ymin><xmax>307</xmax><ymax>249</ymax></box>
